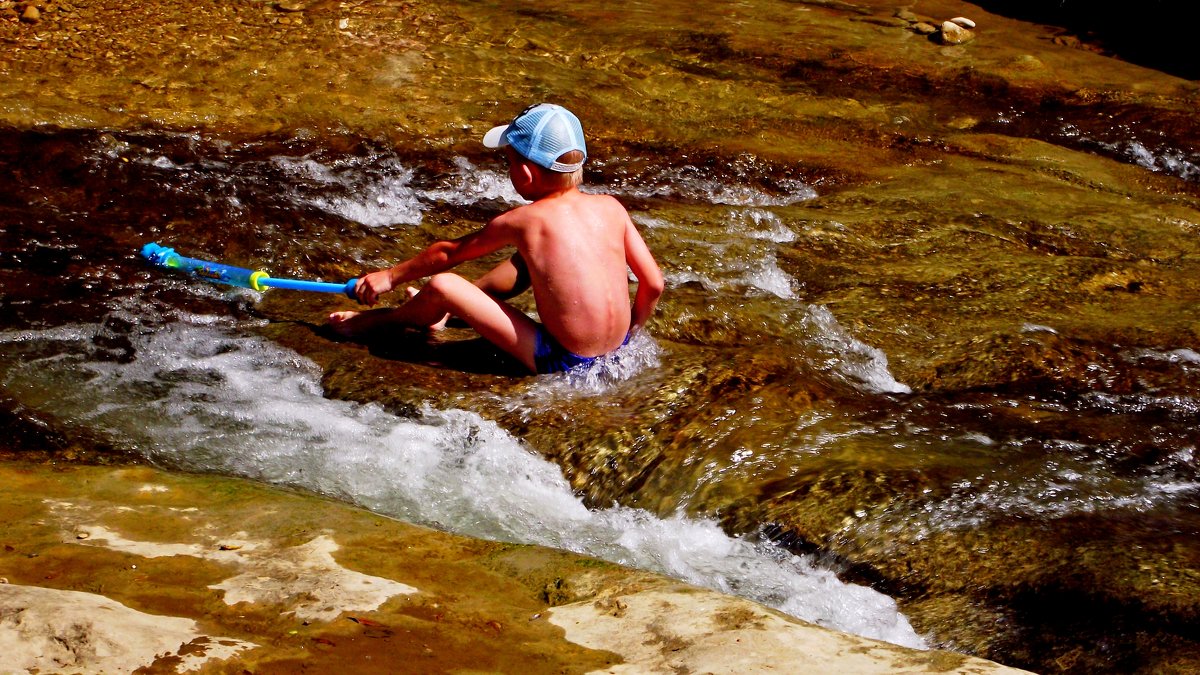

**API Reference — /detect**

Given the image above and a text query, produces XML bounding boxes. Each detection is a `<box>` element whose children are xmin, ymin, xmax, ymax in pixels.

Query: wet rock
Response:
<box><xmin>20</xmin><ymin>4</ymin><xmax>38</xmax><ymax>23</ymax></box>
<box><xmin>854</xmin><ymin>15</ymin><xmax>910</xmax><ymax>29</ymax></box>
<box><xmin>1007</xmin><ymin>54</ymin><xmax>1044</xmax><ymax>71</ymax></box>
<box><xmin>0</xmin><ymin>462</ymin><xmax>1028</xmax><ymax>674</ymax></box>
<box><xmin>926</xmin><ymin>329</ymin><xmax>1139</xmax><ymax>393</ymax></box>
<box><xmin>939</xmin><ymin>20</ymin><xmax>975</xmax><ymax>45</ymax></box>
<box><xmin>1079</xmin><ymin>269</ymin><xmax>1150</xmax><ymax>294</ymax></box>
<box><xmin>1053</xmin><ymin>34</ymin><xmax>1082</xmax><ymax>49</ymax></box>
<box><xmin>912</xmin><ymin>21</ymin><xmax>938</xmax><ymax>35</ymax></box>
<box><xmin>949</xmin><ymin>16</ymin><xmax>976</xmax><ymax>29</ymax></box>
<box><xmin>550</xmin><ymin>589</ymin><xmax>1028</xmax><ymax>674</ymax></box>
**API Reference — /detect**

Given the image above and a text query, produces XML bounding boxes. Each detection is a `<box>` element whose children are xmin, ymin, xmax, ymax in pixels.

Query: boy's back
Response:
<box><xmin>492</xmin><ymin>190</ymin><xmax>636</xmax><ymax>358</ymax></box>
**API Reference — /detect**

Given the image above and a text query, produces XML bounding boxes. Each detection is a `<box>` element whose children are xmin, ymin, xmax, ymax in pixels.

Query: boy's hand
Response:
<box><xmin>354</xmin><ymin>269</ymin><xmax>395</xmax><ymax>305</ymax></box>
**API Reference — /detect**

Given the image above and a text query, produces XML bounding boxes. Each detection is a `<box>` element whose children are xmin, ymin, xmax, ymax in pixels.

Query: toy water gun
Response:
<box><xmin>141</xmin><ymin>242</ymin><xmax>358</xmax><ymax>299</ymax></box>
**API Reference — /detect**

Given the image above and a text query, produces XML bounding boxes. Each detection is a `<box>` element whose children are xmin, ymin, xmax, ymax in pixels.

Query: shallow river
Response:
<box><xmin>2</xmin><ymin>1</ymin><xmax>1199</xmax><ymax>672</ymax></box>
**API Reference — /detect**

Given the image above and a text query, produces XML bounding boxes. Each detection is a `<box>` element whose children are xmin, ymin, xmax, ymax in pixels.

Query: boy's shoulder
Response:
<box><xmin>496</xmin><ymin>191</ymin><xmax>628</xmax><ymax>230</ymax></box>
<box><xmin>516</xmin><ymin>189</ymin><xmax>621</xmax><ymax>213</ymax></box>
<box><xmin>556</xmin><ymin>190</ymin><xmax>628</xmax><ymax>213</ymax></box>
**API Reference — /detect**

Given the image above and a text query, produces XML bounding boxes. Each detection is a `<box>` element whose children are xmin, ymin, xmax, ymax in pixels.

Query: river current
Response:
<box><xmin>0</xmin><ymin>128</ymin><xmax>924</xmax><ymax>645</ymax></box>
<box><xmin>2</xmin><ymin>1</ymin><xmax>1200</xmax><ymax>673</ymax></box>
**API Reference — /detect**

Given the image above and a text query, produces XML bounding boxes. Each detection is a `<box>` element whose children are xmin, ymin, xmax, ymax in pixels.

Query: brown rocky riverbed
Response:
<box><xmin>2</xmin><ymin>1</ymin><xmax>1200</xmax><ymax>673</ymax></box>
<box><xmin>0</xmin><ymin>459</ymin><xmax>1029</xmax><ymax>673</ymax></box>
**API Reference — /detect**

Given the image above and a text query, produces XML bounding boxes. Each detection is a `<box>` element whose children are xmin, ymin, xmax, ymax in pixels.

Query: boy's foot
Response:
<box><xmin>327</xmin><ymin>308</ymin><xmax>398</xmax><ymax>337</ymax></box>
<box><xmin>327</xmin><ymin>287</ymin><xmax>450</xmax><ymax>337</ymax></box>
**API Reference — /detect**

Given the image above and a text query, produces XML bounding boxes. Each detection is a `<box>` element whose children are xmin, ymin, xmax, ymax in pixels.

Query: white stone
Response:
<box><xmin>0</xmin><ymin>584</ymin><xmax>256</xmax><ymax>673</ymax></box>
<box><xmin>940</xmin><ymin>21</ymin><xmax>976</xmax><ymax>45</ymax></box>
<box><xmin>48</xmin><ymin>501</ymin><xmax>418</xmax><ymax>622</ymax></box>
<box><xmin>549</xmin><ymin>588</ymin><xmax>1035</xmax><ymax>674</ymax></box>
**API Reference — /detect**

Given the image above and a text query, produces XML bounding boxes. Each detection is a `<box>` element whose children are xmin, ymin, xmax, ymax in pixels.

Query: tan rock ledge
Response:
<box><xmin>0</xmin><ymin>461</ymin><xmax>1031</xmax><ymax>673</ymax></box>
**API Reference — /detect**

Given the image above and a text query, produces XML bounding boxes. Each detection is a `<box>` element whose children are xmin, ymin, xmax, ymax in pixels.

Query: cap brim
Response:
<box><xmin>482</xmin><ymin>124</ymin><xmax>510</xmax><ymax>148</ymax></box>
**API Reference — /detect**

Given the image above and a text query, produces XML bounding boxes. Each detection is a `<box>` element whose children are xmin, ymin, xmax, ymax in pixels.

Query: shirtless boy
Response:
<box><xmin>328</xmin><ymin>103</ymin><xmax>664</xmax><ymax>374</ymax></box>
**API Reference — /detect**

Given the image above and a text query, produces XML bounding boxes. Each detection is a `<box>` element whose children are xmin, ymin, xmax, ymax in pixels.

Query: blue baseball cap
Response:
<box><xmin>482</xmin><ymin>103</ymin><xmax>587</xmax><ymax>173</ymax></box>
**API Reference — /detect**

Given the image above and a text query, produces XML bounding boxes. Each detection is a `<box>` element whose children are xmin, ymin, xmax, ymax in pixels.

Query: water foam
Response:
<box><xmin>1108</xmin><ymin>141</ymin><xmax>1200</xmax><ymax>182</ymax></box>
<box><xmin>271</xmin><ymin>155</ymin><xmax>425</xmax><ymax>227</ymax></box>
<box><xmin>0</xmin><ymin>314</ymin><xmax>924</xmax><ymax>649</ymax></box>
<box><xmin>1057</xmin><ymin>121</ymin><xmax>1200</xmax><ymax>182</ymax></box>
<box><xmin>270</xmin><ymin>154</ymin><xmax>524</xmax><ymax>227</ymax></box>
<box><xmin>611</xmin><ymin>165</ymin><xmax>817</xmax><ymax>206</ymax></box>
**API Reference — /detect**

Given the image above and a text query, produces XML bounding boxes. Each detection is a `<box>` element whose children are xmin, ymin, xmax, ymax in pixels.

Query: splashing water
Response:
<box><xmin>0</xmin><ymin>311</ymin><xmax>923</xmax><ymax>649</ymax></box>
<box><xmin>802</xmin><ymin>305</ymin><xmax>912</xmax><ymax>394</ymax></box>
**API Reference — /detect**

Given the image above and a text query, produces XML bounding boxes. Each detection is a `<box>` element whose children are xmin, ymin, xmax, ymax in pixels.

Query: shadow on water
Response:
<box><xmin>972</xmin><ymin>0</ymin><xmax>1198</xmax><ymax>80</ymax></box>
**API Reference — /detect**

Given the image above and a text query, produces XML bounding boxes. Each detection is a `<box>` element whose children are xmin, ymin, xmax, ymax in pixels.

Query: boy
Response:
<box><xmin>328</xmin><ymin>103</ymin><xmax>664</xmax><ymax>374</ymax></box>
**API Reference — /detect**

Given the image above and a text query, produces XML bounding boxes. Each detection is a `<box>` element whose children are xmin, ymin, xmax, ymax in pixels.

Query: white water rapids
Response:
<box><xmin>0</xmin><ymin>309</ymin><xmax>924</xmax><ymax>649</ymax></box>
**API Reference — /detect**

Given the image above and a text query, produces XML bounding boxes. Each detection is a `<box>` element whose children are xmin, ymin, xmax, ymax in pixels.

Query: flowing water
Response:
<box><xmin>2</xmin><ymin>1</ymin><xmax>1200</xmax><ymax>673</ymax></box>
<box><xmin>0</xmin><ymin>129</ymin><xmax>923</xmax><ymax>648</ymax></box>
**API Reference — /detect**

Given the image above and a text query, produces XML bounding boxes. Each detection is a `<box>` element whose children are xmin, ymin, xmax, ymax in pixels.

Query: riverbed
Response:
<box><xmin>2</xmin><ymin>1</ymin><xmax>1198</xmax><ymax>672</ymax></box>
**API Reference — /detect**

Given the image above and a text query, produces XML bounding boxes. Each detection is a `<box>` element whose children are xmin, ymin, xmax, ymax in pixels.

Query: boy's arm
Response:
<box><xmin>624</xmin><ymin>218</ymin><xmax>664</xmax><ymax>334</ymax></box>
<box><xmin>354</xmin><ymin>218</ymin><xmax>515</xmax><ymax>305</ymax></box>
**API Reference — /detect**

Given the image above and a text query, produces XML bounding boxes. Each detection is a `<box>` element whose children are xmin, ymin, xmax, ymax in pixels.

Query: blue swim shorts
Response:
<box><xmin>533</xmin><ymin>326</ymin><xmax>629</xmax><ymax>374</ymax></box>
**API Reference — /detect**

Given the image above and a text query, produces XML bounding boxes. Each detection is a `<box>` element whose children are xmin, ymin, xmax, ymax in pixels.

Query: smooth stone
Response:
<box><xmin>950</xmin><ymin>16</ymin><xmax>976</xmax><ymax>29</ymax></box>
<box><xmin>940</xmin><ymin>21</ymin><xmax>975</xmax><ymax>45</ymax></box>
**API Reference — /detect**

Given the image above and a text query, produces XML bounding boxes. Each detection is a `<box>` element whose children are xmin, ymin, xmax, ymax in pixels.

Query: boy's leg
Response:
<box><xmin>330</xmin><ymin>255</ymin><xmax>529</xmax><ymax>335</ymax></box>
<box><xmin>475</xmin><ymin>253</ymin><xmax>531</xmax><ymax>300</ymax></box>
<box><xmin>409</xmin><ymin>273</ymin><xmax>540</xmax><ymax>372</ymax></box>
<box><xmin>418</xmin><ymin>254</ymin><xmax>530</xmax><ymax>329</ymax></box>
<box><xmin>331</xmin><ymin>272</ymin><xmax>540</xmax><ymax>372</ymax></box>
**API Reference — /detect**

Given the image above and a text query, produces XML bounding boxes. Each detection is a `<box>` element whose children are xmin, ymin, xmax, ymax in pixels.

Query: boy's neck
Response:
<box><xmin>524</xmin><ymin>184</ymin><xmax>579</xmax><ymax>201</ymax></box>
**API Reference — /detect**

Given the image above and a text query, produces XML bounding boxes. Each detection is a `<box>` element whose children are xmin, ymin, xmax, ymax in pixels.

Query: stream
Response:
<box><xmin>2</xmin><ymin>1</ymin><xmax>1199</xmax><ymax>672</ymax></box>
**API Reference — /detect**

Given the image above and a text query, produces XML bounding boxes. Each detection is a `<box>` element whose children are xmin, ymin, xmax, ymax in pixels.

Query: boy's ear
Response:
<box><xmin>516</xmin><ymin>161</ymin><xmax>536</xmax><ymax>187</ymax></box>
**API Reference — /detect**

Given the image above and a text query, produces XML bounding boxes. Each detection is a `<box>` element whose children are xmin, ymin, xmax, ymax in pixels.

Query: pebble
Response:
<box><xmin>913</xmin><ymin>22</ymin><xmax>938</xmax><ymax>36</ymax></box>
<box><xmin>949</xmin><ymin>17</ymin><xmax>976</xmax><ymax>29</ymax></box>
<box><xmin>940</xmin><ymin>20</ymin><xmax>975</xmax><ymax>45</ymax></box>
<box><xmin>20</xmin><ymin>4</ymin><xmax>40</xmax><ymax>23</ymax></box>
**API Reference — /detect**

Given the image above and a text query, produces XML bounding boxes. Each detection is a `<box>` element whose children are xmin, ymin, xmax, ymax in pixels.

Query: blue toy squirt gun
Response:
<box><xmin>141</xmin><ymin>242</ymin><xmax>358</xmax><ymax>299</ymax></box>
